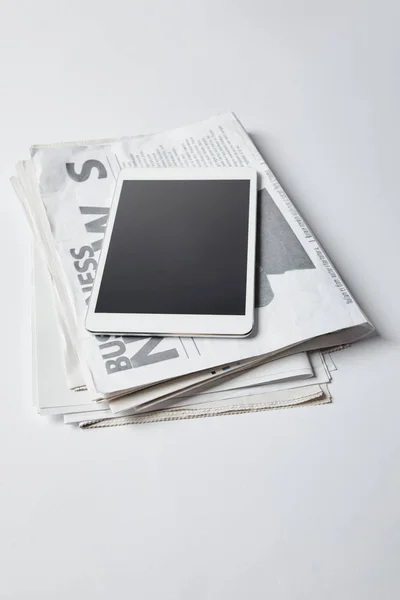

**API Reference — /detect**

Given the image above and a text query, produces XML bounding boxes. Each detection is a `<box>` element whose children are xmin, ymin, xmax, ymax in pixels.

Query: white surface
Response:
<box><xmin>1</xmin><ymin>2</ymin><xmax>399</xmax><ymax>599</ymax></box>
<box><xmin>86</xmin><ymin>167</ymin><xmax>257</xmax><ymax>337</ymax></box>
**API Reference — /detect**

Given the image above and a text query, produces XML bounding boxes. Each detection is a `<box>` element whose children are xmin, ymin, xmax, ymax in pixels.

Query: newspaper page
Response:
<box><xmin>27</xmin><ymin>113</ymin><xmax>372</xmax><ymax>395</ymax></box>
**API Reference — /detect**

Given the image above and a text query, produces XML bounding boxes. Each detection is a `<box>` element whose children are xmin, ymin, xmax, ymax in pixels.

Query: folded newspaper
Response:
<box><xmin>11</xmin><ymin>112</ymin><xmax>373</xmax><ymax>427</ymax></box>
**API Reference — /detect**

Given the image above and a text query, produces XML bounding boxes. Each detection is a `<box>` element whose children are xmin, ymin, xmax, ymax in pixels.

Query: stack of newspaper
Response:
<box><xmin>11</xmin><ymin>113</ymin><xmax>373</xmax><ymax>428</ymax></box>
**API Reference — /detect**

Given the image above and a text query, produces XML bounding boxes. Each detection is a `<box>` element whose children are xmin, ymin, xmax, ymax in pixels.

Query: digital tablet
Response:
<box><xmin>85</xmin><ymin>167</ymin><xmax>258</xmax><ymax>337</ymax></box>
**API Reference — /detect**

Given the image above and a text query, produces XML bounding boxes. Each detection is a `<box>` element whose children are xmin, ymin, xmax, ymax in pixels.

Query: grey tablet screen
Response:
<box><xmin>95</xmin><ymin>179</ymin><xmax>250</xmax><ymax>315</ymax></box>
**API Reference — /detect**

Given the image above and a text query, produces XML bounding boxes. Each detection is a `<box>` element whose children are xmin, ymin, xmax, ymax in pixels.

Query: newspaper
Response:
<box><xmin>13</xmin><ymin>112</ymin><xmax>373</xmax><ymax>402</ymax></box>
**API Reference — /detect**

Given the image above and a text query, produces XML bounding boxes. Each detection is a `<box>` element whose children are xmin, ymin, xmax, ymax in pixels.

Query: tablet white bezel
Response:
<box><xmin>85</xmin><ymin>167</ymin><xmax>257</xmax><ymax>337</ymax></box>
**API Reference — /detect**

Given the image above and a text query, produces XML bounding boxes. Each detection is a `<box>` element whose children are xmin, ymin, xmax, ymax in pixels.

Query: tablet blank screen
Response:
<box><xmin>95</xmin><ymin>179</ymin><xmax>250</xmax><ymax>316</ymax></box>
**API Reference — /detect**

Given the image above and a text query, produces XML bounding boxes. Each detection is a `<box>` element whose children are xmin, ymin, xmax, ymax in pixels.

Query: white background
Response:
<box><xmin>1</xmin><ymin>2</ymin><xmax>400</xmax><ymax>598</ymax></box>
